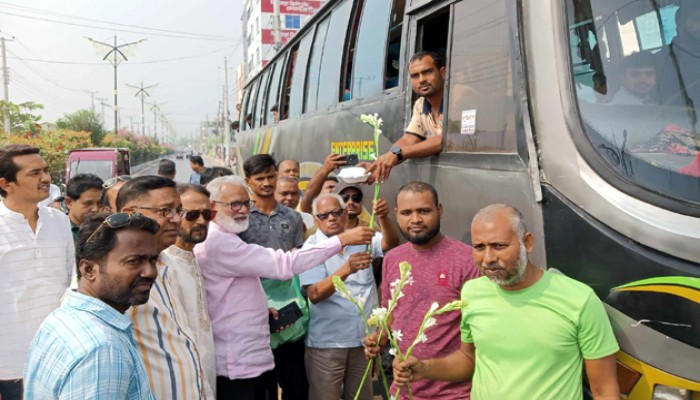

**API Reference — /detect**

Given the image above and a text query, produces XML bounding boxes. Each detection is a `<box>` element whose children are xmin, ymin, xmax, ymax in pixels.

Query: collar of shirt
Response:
<box><xmin>66</xmin><ymin>290</ymin><xmax>132</xmax><ymax>332</ymax></box>
<box><xmin>0</xmin><ymin>200</ymin><xmax>28</xmax><ymax>221</ymax></box>
<box><xmin>420</xmin><ymin>96</ymin><xmax>444</xmax><ymax>115</ymax></box>
<box><xmin>249</xmin><ymin>201</ymin><xmax>284</xmax><ymax>217</ymax></box>
<box><xmin>164</xmin><ymin>244</ymin><xmax>196</xmax><ymax>262</ymax></box>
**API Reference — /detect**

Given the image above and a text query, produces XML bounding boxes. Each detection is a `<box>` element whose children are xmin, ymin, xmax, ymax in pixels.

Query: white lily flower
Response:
<box><xmin>355</xmin><ymin>294</ymin><xmax>366</xmax><ymax>308</ymax></box>
<box><xmin>405</xmin><ymin>276</ymin><xmax>415</xmax><ymax>286</ymax></box>
<box><xmin>419</xmin><ymin>334</ymin><xmax>428</xmax><ymax>343</ymax></box>
<box><xmin>425</xmin><ymin>317</ymin><xmax>437</xmax><ymax>329</ymax></box>
<box><xmin>397</xmin><ymin>291</ymin><xmax>405</xmax><ymax>300</ymax></box>
<box><xmin>392</xmin><ymin>330</ymin><xmax>403</xmax><ymax>342</ymax></box>
<box><xmin>428</xmin><ymin>302</ymin><xmax>440</xmax><ymax>314</ymax></box>
<box><xmin>369</xmin><ymin>152</ymin><xmax>377</xmax><ymax>161</ymax></box>
<box><xmin>371</xmin><ymin>307</ymin><xmax>388</xmax><ymax>319</ymax></box>
<box><xmin>388</xmin><ymin>348</ymin><xmax>396</xmax><ymax>356</ymax></box>
<box><xmin>389</xmin><ymin>279</ymin><xmax>400</xmax><ymax>288</ymax></box>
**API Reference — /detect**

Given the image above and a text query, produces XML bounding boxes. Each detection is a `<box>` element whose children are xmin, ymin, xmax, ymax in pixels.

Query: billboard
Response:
<box><xmin>260</xmin><ymin>0</ymin><xmax>323</xmax><ymax>15</ymax></box>
<box><xmin>261</xmin><ymin>28</ymin><xmax>298</xmax><ymax>45</ymax></box>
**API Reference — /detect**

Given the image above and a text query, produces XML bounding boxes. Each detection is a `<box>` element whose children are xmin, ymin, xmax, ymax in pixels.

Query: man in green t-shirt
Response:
<box><xmin>393</xmin><ymin>204</ymin><xmax>621</xmax><ymax>400</ymax></box>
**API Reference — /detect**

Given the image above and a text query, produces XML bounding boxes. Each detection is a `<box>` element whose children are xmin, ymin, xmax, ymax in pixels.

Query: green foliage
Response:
<box><xmin>101</xmin><ymin>131</ymin><xmax>169</xmax><ymax>165</ymax></box>
<box><xmin>55</xmin><ymin>109</ymin><xmax>106</xmax><ymax>145</ymax></box>
<box><xmin>0</xmin><ymin>100</ymin><xmax>44</xmax><ymax>135</ymax></box>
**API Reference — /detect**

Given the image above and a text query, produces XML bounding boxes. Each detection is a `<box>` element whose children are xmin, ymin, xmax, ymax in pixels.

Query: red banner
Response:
<box><xmin>261</xmin><ymin>28</ymin><xmax>298</xmax><ymax>45</ymax></box>
<box><xmin>261</xmin><ymin>0</ymin><xmax>323</xmax><ymax>15</ymax></box>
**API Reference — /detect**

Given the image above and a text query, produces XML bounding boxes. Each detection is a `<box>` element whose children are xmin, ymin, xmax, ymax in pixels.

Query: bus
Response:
<box><xmin>236</xmin><ymin>0</ymin><xmax>700</xmax><ymax>397</ymax></box>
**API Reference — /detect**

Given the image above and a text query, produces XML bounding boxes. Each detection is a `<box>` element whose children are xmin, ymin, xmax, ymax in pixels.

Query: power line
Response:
<box><xmin>7</xmin><ymin>49</ymin><xmax>85</xmax><ymax>92</ymax></box>
<box><xmin>6</xmin><ymin>43</ymin><xmax>239</xmax><ymax>65</ymax></box>
<box><xmin>0</xmin><ymin>9</ymin><xmax>241</xmax><ymax>42</ymax></box>
<box><xmin>0</xmin><ymin>2</ymin><xmax>239</xmax><ymax>41</ymax></box>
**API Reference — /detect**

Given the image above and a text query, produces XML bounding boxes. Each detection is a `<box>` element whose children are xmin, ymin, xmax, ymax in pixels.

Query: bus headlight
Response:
<box><xmin>652</xmin><ymin>385</ymin><xmax>695</xmax><ymax>400</ymax></box>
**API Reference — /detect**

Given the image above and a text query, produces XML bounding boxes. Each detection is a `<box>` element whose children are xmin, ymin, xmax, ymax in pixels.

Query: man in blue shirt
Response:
<box><xmin>189</xmin><ymin>155</ymin><xmax>205</xmax><ymax>185</ymax></box>
<box><xmin>24</xmin><ymin>212</ymin><xmax>160</xmax><ymax>399</ymax></box>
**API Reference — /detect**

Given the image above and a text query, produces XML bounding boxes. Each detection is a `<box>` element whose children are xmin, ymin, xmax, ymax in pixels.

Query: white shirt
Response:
<box><xmin>0</xmin><ymin>201</ymin><xmax>74</xmax><ymax>379</ymax></box>
<box><xmin>160</xmin><ymin>245</ymin><xmax>216</xmax><ymax>398</ymax></box>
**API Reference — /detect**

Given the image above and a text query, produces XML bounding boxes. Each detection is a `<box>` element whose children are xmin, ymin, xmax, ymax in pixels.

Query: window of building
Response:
<box><xmin>285</xmin><ymin>15</ymin><xmax>301</xmax><ymax>29</ymax></box>
<box><xmin>315</xmin><ymin>0</ymin><xmax>353</xmax><ymax>110</ymax></box>
<box><xmin>348</xmin><ymin>0</ymin><xmax>393</xmax><ymax>99</ymax></box>
<box><xmin>288</xmin><ymin>32</ymin><xmax>313</xmax><ymax>119</ymax></box>
<box><xmin>567</xmin><ymin>0</ymin><xmax>700</xmax><ymax>206</ymax></box>
<box><xmin>444</xmin><ymin>0</ymin><xmax>517</xmax><ymax>153</ymax></box>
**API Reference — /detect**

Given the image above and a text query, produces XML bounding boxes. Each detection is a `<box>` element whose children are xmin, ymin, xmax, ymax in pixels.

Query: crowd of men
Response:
<box><xmin>1</xmin><ymin>50</ymin><xmax>621</xmax><ymax>400</ymax></box>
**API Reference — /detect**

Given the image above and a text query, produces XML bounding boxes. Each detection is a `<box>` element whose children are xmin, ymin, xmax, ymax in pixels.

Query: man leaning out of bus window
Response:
<box><xmin>367</xmin><ymin>50</ymin><xmax>445</xmax><ymax>183</ymax></box>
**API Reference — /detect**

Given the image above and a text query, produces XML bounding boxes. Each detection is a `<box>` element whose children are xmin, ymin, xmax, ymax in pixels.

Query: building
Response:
<box><xmin>241</xmin><ymin>0</ymin><xmax>326</xmax><ymax>83</ymax></box>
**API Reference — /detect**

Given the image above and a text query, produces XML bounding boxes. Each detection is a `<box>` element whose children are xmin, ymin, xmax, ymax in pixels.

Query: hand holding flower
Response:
<box><xmin>344</xmin><ymin>252</ymin><xmax>373</xmax><ymax>274</ymax></box>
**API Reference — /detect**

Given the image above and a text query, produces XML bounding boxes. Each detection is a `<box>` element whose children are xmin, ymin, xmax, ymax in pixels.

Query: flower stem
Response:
<box><xmin>354</xmin><ymin>359</ymin><xmax>373</xmax><ymax>400</ymax></box>
<box><xmin>366</xmin><ymin>183</ymin><xmax>381</xmax><ymax>252</ymax></box>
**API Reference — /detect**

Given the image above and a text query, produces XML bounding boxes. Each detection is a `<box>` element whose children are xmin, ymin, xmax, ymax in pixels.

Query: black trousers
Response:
<box><xmin>0</xmin><ymin>379</ymin><xmax>23</xmax><ymax>400</ymax></box>
<box><xmin>265</xmin><ymin>337</ymin><xmax>309</xmax><ymax>400</ymax></box>
<box><xmin>217</xmin><ymin>372</ymin><xmax>272</xmax><ymax>400</ymax></box>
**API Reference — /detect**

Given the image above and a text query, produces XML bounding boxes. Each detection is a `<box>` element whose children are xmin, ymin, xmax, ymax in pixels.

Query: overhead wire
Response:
<box><xmin>0</xmin><ymin>2</ymin><xmax>238</xmax><ymax>41</ymax></box>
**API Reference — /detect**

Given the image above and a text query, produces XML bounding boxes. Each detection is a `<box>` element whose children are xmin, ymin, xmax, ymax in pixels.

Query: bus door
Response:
<box><xmin>404</xmin><ymin>0</ymin><xmax>546</xmax><ymax>263</ymax></box>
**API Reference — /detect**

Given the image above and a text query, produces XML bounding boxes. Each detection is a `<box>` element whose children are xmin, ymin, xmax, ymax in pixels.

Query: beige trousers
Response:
<box><xmin>305</xmin><ymin>346</ymin><xmax>373</xmax><ymax>400</ymax></box>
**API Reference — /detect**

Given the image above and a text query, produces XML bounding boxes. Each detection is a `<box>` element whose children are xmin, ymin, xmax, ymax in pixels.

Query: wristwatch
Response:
<box><xmin>390</xmin><ymin>146</ymin><xmax>404</xmax><ymax>162</ymax></box>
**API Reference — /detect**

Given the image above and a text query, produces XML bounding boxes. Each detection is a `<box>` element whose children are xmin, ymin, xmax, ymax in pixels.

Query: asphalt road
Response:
<box><xmin>134</xmin><ymin>155</ymin><xmax>224</xmax><ymax>183</ymax></box>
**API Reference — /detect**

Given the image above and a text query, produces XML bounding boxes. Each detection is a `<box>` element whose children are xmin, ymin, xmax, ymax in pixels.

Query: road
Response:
<box><xmin>134</xmin><ymin>155</ymin><xmax>226</xmax><ymax>183</ymax></box>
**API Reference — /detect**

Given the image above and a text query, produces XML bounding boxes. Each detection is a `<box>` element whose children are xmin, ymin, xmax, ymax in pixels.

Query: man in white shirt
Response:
<box><xmin>0</xmin><ymin>144</ymin><xmax>74</xmax><ymax>400</ymax></box>
<box><xmin>160</xmin><ymin>183</ymin><xmax>218</xmax><ymax>397</ymax></box>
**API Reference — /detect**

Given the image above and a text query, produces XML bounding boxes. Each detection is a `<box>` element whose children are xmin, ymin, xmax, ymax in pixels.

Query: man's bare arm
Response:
<box><xmin>300</xmin><ymin>153</ymin><xmax>346</xmax><ymax>213</ymax></box>
<box><xmin>585</xmin><ymin>355</ymin><xmax>621</xmax><ymax>400</ymax></box>
<box><xmin>394</xmin><ymin>342</ymin><xmax>475</xmax><ymax>385</ymax></box>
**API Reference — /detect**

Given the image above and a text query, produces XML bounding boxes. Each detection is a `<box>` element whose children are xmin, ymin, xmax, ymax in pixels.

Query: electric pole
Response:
<box><xmin>96</xmin><ymin>96</ymin><xmax>108</xmax><ymax>125</ymax></box>
<box><xmin>272</xmin><ymin>0</ymin><xmax>283</xmax><ymax>51</ymax></box>
<box><xmin>2</xmin><ymin>35</ymin><xmax>15</xmax><ymax>136</ymax></box>
<box><xmin>84</xmin><ymin>90</ymin><xmax>98</xmax><ymax>113</ymax></box>
<box><xmin>86</xmin><ymin>35</ymin><xmax>146</xmax><ymax>134</ymax></box>
<box><xmin>127</xmin><ymin>82</ymin><xmax>157</xmax><ymax>137</ymax></box>
<box><xmin>147</xmin><ymin>101</ymin><xmax>165</xmax><ymax>143</ymax></box>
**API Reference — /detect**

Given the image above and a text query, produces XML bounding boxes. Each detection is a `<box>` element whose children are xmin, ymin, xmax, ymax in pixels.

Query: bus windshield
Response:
<box><xmin>566</xmin><ymin>0</ymin><xmax>700</xmax><ymax>206</ymax></box>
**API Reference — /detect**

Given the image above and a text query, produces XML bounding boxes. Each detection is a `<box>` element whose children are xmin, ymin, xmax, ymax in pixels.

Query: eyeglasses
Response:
<box><xmin>102</xmin><ymin>175</ymin><xmax>132</xmax><ymax>189</ymax></box>
<box><xmin>341</xmin><ymin>193</ymin><xmax>363</xmax><ymax>203</ymax></box>
<box><xmin>86</xmin><ymin>212</ymin><xmax>143</xmax><ymax>243</ymax></box>
<box><xmin>213</xmin><ymin>200</ymin><xmax>251</xmax><ymax>212</ymax></box>
<box><xmin>315</xmin><ymin>208</ymin><xmax>345</xmax><ymax>221</ymax></box>
<box><xmin>181</xmin><ymin>209</ymin><xmax>217</xmax><ymax>222</ymax></box>
<box><xmin>131</xmin><ymin>206</ymin><xmax>183</xmax><ymax>219</ymax></box>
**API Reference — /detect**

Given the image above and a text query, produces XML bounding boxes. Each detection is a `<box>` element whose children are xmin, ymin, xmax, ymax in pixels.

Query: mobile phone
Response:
<box><xmin>269</xmin><ymin>302</ymin><xmax>303</xmax><ymax>333</ymax></box>
<box><xmin>341</xmin><ymin>154</ymin><xmax>359</xmax><ymax>165</ymax></box>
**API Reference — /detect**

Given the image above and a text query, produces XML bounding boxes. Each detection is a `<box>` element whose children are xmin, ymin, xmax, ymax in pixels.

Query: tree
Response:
<box><xmin>56</xmin><ymin>109</ymin><xmax>106</xmax><ymax>145</ymax></box>
<box><xmin>0</xmin><ymin>100</ymin><xmax>44</xmax><ymax>135</ymax></box>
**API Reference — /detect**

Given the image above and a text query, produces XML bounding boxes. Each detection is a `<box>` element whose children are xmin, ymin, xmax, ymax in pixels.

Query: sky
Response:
<box><xmin>0</xmin><ymin>0</ymin><xmax>243</xmax><ymax>140</ymax></box>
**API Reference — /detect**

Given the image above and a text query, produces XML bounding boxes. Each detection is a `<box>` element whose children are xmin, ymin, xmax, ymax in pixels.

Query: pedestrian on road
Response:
<box><xmin>157</xmin><ymin>158</ymin><xmax>177</xmax><ymax>180</ymax></box>
<box><xmin>24</xmin><ymin>212</ymin><xmax>159</xmax><ymax>400</ymax></box>
<box><xmin>392</xmin><ymin>204</ymin><xmax>621</xmax><ymax>399</ymax></box>
<box><xmin>0</xmin><ymin>144</ymin><xmax>74</xmax><ymax>400</ymax></box>
<box><xmin>190</xmin><ymin>155</ymin><xmax>205</xmax><ymax>185</ymax></box>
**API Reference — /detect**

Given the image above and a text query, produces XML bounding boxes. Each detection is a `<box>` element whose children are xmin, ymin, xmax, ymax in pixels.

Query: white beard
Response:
<box><xmin>216</xmin><ymin>214</ymin><xmax>250</xmax><ymax>234</ymax></box>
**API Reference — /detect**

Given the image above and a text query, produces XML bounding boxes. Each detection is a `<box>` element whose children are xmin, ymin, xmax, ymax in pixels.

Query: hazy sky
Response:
<box><xmin>0</xmin><ymin>0</ymin><xmax>243</xmax><ymax>139</ymax></box>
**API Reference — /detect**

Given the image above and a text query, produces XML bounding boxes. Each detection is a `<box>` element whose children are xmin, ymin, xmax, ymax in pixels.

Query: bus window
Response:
<box><xmin>567</xmin><ymin>0</ymin><xmax>700</xmax><ymax>206</ymax></box>
<box><xmin>385</xmin><ymin>0</ymin><xmax>406</xmax><ymax>90</ymax></box>
<box><xmin>305</xmin><ymin>17</ymin><xmax>331</xmax><ymax>113</ymax></box>
<box><xmin>254</xmin><ymin>69</ymin><xmax>271</xmax><ymax>128</ymax></box>
<box><xmin>266</xmin><ymin>57</ymin><xmax>284</xmax><ymax>125</ymax></box>
<box><xmin>239</xmin><ymin>86</ymin><xmax>251</xmax><ymax>131</ymax></box>
<box><xmin>347</xmin><ymin>0</ymin><xmax>393</xmax><ymax>99</ymax></box>
<box><xmin>445</xmin><ymin>0</ymin><xmax>517</xmax><ymax>153</ymax></box>
<box><xmin>243</xmin><ymin>79</ymin><xmax>259</xmax><ymax>131</ymax></box>
<box><xmin>316</xmin><ymin>0</ymin><xmax>353</xmax><ymax>110</ymax></box>
<box><xmin>281</xmin><ymin>48</ymin><xmax>298</xmax><ymax>121</ymax></box>
<box><xmin>289</xmin><ymin>32</ymin><xmax>313</xmax><ymax>119</ymax></box>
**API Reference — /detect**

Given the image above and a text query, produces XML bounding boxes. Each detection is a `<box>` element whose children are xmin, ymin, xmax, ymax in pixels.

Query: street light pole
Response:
<box><xmin>127</xmin><ymin>82</ymin><xmax>157</xmax><ymax>137</ymax></box>
<box><xmin>86</xmin><ymin>35</ymin><xmax>146</xmax><ymax>135</ymax></box>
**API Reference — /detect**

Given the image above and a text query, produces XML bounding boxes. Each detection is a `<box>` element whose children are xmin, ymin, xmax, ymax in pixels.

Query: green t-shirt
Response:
<box><xmin>460</xmin><ymin>271</ymin><xmax>619</xmax><ymax>400</ymax></box>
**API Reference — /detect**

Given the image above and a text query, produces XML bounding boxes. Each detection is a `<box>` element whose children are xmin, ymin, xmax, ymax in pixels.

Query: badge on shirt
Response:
<box><xmin>436</xmin><ymin>271</ymin><xmax>449</xmax><ymax>287</ymax></box>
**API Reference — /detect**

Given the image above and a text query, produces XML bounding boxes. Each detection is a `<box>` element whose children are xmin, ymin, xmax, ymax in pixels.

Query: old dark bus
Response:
<box><xmin>236</xmin><ymin>0</ymin><xmax>700</xmax><ymax>397</ymax></box>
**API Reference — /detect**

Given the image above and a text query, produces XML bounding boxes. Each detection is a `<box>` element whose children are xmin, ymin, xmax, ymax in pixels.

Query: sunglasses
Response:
<box><xmin>131</xmin><ymin>206</ymin><xmax>183</xmax><ymax>219</ymax></box>
<box><xmin>341</xmin><ymin>193</ymin><xmax>363</xmax><ymax>203</ymax></box>
<box><xmin>102</xmin><ymin>175</ymin><xmax>132</xmax><ymax>189</ymax></box>
<box><xmin>86</xmin><ymin>212</ymin><xmax>143</xmax><ymax>243</ymax></box>
<box><xmin>213</xmin><ymin>200</ymin><xmax>251</xmax><ymax>212</ymax></box>
<box><xmin>315</xmin><ymin>208</ymin><xmax>345</xmax><ymax>221</ymax></box>
<box><xmin>181</xmin><ymin>209</ymin><xmax>217</xmax><ymax>222</ymax></box>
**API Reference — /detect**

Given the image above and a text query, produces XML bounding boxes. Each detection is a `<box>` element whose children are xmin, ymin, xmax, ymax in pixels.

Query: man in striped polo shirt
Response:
<box><xmin>118</xmin><ymin>176</ymin><xmax>214</xmax><ymax>399</ymax></box>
